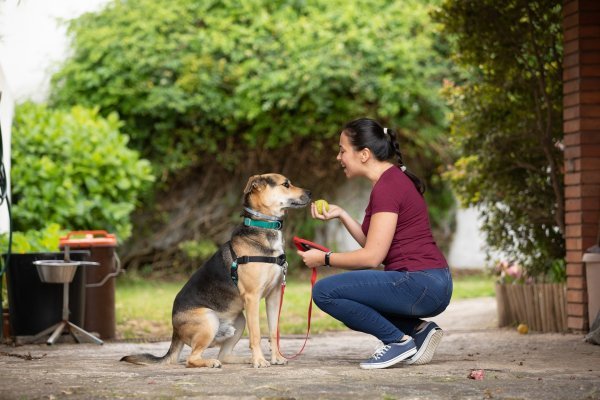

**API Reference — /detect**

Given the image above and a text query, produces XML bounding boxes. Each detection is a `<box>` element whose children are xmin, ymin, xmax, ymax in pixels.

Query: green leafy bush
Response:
<box><xmin>0</xmin><ymin>223</ymin><xmax>67</xmax><ymax>254</ymax></box>
<box><xmin>435</xmin><ymin>0</ymin><xmax>564</xmax><ymax>279</ymax></box>
<box><xmin>11</xmin><ymin>102</ymin><xmax>154</xmax><ymax>241</ymax></box>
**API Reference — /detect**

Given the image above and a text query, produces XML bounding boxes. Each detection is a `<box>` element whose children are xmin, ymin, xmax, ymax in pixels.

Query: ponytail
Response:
<box><xmin>385</xmin><ymin>128</ymin><xmax>426</xmax><ymax>195</ymax></box>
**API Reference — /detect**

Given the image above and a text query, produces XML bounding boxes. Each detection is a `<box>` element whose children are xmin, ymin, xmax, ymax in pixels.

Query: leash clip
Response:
<box><xmin>231</xmin><ymin>260</ymin><xmax>239</xmax><ymax>285</ymax></box>
<box><xmin>281</xmin><ymin>261</ymin><xmax>288</xmax><ymax>286</ymax></box>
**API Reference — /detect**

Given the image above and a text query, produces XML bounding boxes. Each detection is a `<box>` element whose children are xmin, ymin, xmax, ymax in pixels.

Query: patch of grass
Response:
<box><xmin>116</xmin><ymin>277</ymin><xmax>181</xmax><ymax>339</ymax></box>
<box><xmin>115</xmin><ymin>270</ymin><xmax>495</xmax><ymax>340</ymax></box>
<box><xmin>451</xmin><ymin>271</ymin><xmax>496</xmax><ymax>299</ymax></box>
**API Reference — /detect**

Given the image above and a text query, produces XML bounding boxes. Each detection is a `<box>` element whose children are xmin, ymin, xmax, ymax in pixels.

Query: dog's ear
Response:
<box><xmin>243</xmin><ymin>175</ymin><xmax>266</xmax><ymax>194</ymax></box>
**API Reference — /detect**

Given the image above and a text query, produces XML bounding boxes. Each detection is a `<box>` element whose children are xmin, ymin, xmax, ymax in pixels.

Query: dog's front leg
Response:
<box><xmin>265</xmin><ymin>287</ymin><xmax>287</xmax><ymax>365</ymax></box>
<box><xmin>244</xmin><ymin>295</ymin><xmax>270</xmax><ymax>368</ymax></box>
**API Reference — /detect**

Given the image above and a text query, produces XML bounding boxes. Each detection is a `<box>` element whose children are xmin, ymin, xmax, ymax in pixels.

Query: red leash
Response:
<box><xmin>276</xmin><ymin>268</ymin><xmax>317</xmax><ymax>359</ymax></box>
<box><xmin>275</xmin><ymin>237</ymin><xmax>329</xmax><ymax>359</ymax></box>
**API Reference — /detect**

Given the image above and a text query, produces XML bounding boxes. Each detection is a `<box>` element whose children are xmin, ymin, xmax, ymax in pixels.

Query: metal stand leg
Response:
<box><xmin>67</xmin><ymin>322</ymin><xmax>103</xmax><ymax>345</ymax></box>
<box><xmin>30</xmin><ymin>282</ymin><xmax>103</xmax><ymax>345</ymax></box>
<box><xmin>31</xmin><ymin>322</ymin><xmax>62</xmax><ymax>344</ymax></box>
<box><xmin>47</xmin><ymin>321</ymin><xmax>67</xmax><ymax>345</ymax></box>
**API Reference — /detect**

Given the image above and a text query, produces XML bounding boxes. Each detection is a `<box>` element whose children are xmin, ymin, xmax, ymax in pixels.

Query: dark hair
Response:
<box><xmin>342</xmin><ymin>118</ymin><xmax>426</xmax><ymax>195</ymax></box>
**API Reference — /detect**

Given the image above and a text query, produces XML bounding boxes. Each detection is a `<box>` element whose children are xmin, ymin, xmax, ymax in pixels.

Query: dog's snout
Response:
<box><xmin>305</xmin><ymin>190</ymin><xmax>312</xmax><ymax>199</ymax></box>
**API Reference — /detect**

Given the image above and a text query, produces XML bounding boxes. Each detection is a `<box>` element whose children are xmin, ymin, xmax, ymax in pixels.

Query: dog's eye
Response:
<box><xmin>282</xmin><ymin>182</ymin><xmax>290</xmax><ymax>188</ymax></box>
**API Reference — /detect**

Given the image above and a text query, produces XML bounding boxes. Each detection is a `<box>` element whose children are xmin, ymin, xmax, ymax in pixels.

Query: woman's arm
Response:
<box><xmin>338</xmin><ymin>209</ymin><xmax>367</xmax><ymax>247</ymax></box>
<box><xmin>310</xmin><ymin>202</ymin><xmax>366</xmax><ymax>246</ymax></box>
<box><xmin>298</xmin><ymin>212</ymin><xmax>397</xmax><ymax>270</ymax></box>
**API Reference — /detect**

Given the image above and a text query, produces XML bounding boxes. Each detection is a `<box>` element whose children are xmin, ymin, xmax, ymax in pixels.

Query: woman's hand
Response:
<box><xmin>297</xmin><ymin>249</ymin><xmax>326</xmax><ymax>269</ymax></box>
<box><xmin>311</xmin><ymin>202</ymin><xmax>345</xmax><ymax>221</ymax></box>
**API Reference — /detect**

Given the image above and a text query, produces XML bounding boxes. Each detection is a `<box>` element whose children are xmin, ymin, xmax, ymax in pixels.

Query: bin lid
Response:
<box><xmin>583</xmin><ymin>252</ymin><xmax>600</xmax><ymax>263</ymax></box>
<box><xmin>59</xmin><ymin>230</ymin><xmax>117</xmax><ymax>248</ymax></box>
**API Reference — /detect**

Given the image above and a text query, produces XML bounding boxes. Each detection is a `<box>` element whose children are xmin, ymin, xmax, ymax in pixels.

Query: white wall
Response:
<box><xmin>0</xmin><ymin>65</ymin><xmax>13</xmax><ymax>234</ymax></box>
<box><xmin>447</xmin><ymin>207</ymin><xmax>488</xmax><ymax>269</ymax></box>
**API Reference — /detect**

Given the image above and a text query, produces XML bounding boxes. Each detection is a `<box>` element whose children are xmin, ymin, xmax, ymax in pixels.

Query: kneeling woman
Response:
<box><xmin>298</xmin><ymin>118</ymin><xmax>453</xmax><ymax>369</ymax></box>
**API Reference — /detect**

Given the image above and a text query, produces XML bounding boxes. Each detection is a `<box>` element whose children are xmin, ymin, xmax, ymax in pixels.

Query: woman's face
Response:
<box><xmin>337</xmin><ymin>132</ymin><xmax>363</xmax><ymax>178</ymax></box>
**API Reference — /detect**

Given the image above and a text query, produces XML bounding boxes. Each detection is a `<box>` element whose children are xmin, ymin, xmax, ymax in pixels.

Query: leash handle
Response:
<box><xmin>292</xmin><ymin>236</ymin><xmax>330</xmax><ymax>253</ymax></box>
<box><xmin>276</xmin><ymin>267</ymin><xmax>317</xmax><ymax>360</ymax></box>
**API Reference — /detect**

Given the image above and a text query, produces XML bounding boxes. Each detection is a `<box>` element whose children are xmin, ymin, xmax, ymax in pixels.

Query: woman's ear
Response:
<box><xmin>360</xmin><ymin>148</ymin><xmax>371</xmax><ymax>163</ymax></box>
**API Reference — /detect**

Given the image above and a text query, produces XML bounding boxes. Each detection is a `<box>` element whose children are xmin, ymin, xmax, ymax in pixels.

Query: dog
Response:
<box><xmin>121</xmin><ymin>173</ymin><xmax>311</xmax><ymax>368</ymax></box>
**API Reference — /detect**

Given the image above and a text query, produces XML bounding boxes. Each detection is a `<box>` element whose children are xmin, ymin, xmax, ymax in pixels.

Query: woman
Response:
<box><xmin>298</xmin><ymin>118</ymin><xmax>452</xmax><ymax>370</ymax></box>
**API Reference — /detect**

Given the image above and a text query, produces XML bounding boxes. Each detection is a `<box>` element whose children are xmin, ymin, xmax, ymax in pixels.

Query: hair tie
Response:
<box><xmin>383</xmin><ymin>127</ymin><xmax>388</xmax><ymax>135</ymax></box>
<box><xmin>400</xmin><ymin>165</ymin><xmax>407</xmax><ymax>172</ymax></box>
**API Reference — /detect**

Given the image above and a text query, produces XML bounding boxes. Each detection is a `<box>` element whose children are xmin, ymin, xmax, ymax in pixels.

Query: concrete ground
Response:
<box><xmin>1</xmin><ymin>297</ymin><xmax>599</xmax><ymax>400</ymax></box>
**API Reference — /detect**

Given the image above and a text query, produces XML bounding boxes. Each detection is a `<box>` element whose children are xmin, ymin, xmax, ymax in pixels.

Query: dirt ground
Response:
<box><xmin>1</xmin><ymin>297</ymin><xmax>599</xmax><ymax>400</ymax></box>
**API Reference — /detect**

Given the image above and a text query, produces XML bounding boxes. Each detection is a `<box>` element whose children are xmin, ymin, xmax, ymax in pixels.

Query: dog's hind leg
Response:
<box><xmin>218</xmin><ymin>313</ymin><xmax>251</xmax><ymax>364</ymax></box>
<box><xmin>265</xmin><ymin>286</ymin><xmax>287</xmax><ymax>365</ymax></box>
<box><xmin>182</xmin><ymin>310</ymin><xmax>221</xmax><ymax>368</ymax></box>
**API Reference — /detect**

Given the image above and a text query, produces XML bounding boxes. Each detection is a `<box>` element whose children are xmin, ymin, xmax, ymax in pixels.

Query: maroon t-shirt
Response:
<box><xmin>361</xmin><ymin>166</ymin><xmax>447</xmax><ymax>272</ymax></box>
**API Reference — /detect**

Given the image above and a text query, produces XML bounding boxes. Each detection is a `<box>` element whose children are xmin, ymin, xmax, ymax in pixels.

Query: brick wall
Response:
<box><xmin>563</xmin><ymin>0</ymin><xmax>600</xmax><ymax>332</ymax></box>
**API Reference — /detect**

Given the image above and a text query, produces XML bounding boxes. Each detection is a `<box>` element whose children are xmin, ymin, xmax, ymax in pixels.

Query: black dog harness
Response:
<box><xmin>228</xmin><ymin>210</ymin><xmax>288</xmax><ymax>286</ymax></box>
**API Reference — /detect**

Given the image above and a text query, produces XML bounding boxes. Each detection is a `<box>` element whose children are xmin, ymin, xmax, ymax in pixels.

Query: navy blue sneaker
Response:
<box><xmin>404</xmin><ymin>321</ymin><xmax>443</xmax><ymax>365</ymax></box>
<box><xmin>359</xmin><ymin>338</ymin><xmax>417</xmax><ymax>369</ymax></box>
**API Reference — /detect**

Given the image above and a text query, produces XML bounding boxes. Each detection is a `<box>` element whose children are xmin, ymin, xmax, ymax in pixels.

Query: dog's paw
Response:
<box><xmin>206</xmin><ymin>359</ymin><xmax>222</xmax><ymax>368</ymax></box>
<box><xmin>186</xmin><ymin>358</ymin><xmax>222</xmax><ymax>368</ymax></box>
<box><xmin>271</xmin><ymin>355</ymin><xmax>288</xmax><ymax>366</ymax></box>
<box><xmin>252</xmin><ymin>357</ymin><xmax>271</xmax><ymax>368</ymax></box>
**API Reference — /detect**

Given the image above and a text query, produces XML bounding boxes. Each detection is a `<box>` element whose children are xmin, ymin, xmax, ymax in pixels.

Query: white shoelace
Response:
<box><xmin>369</xmin><ymin>344</ymin><xmax>391</xmax><ymax>360</ymax></box>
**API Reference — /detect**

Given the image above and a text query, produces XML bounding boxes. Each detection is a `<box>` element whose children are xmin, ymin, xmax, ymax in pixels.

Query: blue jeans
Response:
<box><xmin>312</xmin><ymin>267</ymin><xmax>453</xmax><ymax>344</ymax></box>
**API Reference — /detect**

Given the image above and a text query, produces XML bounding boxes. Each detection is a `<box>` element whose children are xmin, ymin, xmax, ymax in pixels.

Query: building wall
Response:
<box><xmin>563</xmin><ymin>0</ymin><xmax>600</xmax><ymax>332</ymax></box>
<box><xmin>0</xmin><ymin>65</ymin><xmax>13</xmax><ymax>234</ymax></box>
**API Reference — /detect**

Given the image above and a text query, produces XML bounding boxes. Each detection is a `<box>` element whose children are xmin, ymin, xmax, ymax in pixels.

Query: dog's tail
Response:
<box><xmin>120</xmin><ymin>333</ymin><xmax>184</xmax><ymax>365</ymax></box>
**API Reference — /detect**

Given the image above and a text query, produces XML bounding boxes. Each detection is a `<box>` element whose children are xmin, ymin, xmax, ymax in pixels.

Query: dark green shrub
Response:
<box><xmin>436</xmin><ymin>0</ymin><xmax>564</xmax><ymax>280</ymax></box>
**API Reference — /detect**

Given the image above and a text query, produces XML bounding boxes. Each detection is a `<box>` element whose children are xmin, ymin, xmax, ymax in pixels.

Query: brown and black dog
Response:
<box><xmin>121</xmin><ymin>174</ymin><xmax>311</xmax><ymax>368</ymax></box>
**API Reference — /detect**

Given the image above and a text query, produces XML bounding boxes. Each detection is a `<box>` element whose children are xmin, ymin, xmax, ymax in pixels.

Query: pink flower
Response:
<box><xmin>506</xmin><ymin>264</ymin><xmax>522</xmax><ymax>279</ymax></box>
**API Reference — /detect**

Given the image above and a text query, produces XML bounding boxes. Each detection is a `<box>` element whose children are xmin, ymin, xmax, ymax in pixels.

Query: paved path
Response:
<box><xmin>1</xmin><ymin>297</ymin><xmax>599</xmax><ymax>399</ymax></box>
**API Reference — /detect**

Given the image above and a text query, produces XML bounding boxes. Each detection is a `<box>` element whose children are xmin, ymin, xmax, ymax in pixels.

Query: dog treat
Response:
<box><xmin>315</xmin><ymin>199</ymin><xmax>329</xmax><ymax>215</ymax></box>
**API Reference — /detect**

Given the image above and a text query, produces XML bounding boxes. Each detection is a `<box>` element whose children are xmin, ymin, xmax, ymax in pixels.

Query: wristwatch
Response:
<box><xmin>324</xmin><ymin>251</ymin><xmax>332</xmax><ymax>267</ymax></box>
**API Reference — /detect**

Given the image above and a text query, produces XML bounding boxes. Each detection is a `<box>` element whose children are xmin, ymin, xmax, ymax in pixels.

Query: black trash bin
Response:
<box><xmin>3</xmin><ymin>251</ymin><xmax>89</xmax><ymax>337</ymax></box>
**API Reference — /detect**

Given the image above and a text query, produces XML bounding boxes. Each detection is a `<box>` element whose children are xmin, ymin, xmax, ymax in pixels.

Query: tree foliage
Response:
<box><xmin>51</xmin><ymin>0</ymin><xmax>450</xmax><ymax>173</ymax></box>
<box><xmin>50</xmin><ymin>0</ymin><xmax>455</xmax><ymax>272</ymax></box>
<box><xmin>435</xmin><ymin>0</ymin><xmax>564</xmax><ymax>278</ymax></box>
<box><xmin>11</xmin><ymin>102</ymin><xmax>154</xmax><ymax>241</ymax></box>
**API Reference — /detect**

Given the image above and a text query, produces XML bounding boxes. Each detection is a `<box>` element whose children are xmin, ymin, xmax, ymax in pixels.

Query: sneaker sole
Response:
<box><xmin>405</xmin><ymin>329</ymin><xmax>443</xmax><ymax>365</ymax></box>
<box><xmin>359</xmin><ymin>347</ymin><xmax>417</xmax><ymax>370</ymax></box>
